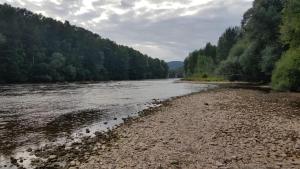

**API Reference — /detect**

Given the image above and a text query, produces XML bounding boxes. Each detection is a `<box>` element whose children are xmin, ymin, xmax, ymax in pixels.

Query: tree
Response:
<box><xmin>216</xmin><ymin>57</ymin><xmax>243</xmax><ymax>81</ymax></box>
<box><xmin>0</xmin><ymin>4</ymin><xmax>168</xmax><ymax>83</ymax></box>
<box><xmin>280</xmin><ymin>0</ymin><xmax>300</xmax><ymax>48</ymax></box>
<box><xmin>64</xmin><ymin>65</ymin><xmax>77</xmax><ymax>81</ymax></box>
<box><xmin>184</xmin><ymin>43</ymin><xmax>217</xmax><ymax>77</ymax></box>
<box><xmin>216</xmin><ymin>27</ymin><xmax>240</xmax><ymax>63</ymax></box>
<box><xmin>272</xmin><ymin>0</ymin><xmax>300</xmax><ymax>91</ymax></box>
<box><xmin>272</xmin><ymin>48</ymin><xmax>300</xmax><ymax>91</ymax></box>
<box><xmin>184</xmin><ymin>0</ymin><xmax>286</xmax><ymax>83</ymax></box>
<box><xmin>260</xmin><ymin>44</ymin><xmax>282</xmax><ymax>77</ymax></box>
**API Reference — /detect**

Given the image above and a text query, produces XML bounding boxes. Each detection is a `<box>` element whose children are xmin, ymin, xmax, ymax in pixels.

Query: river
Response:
<box><xmin>0</xmin><ymin>79</ymin><xmax>216</xmax><ymax>168</ymax></box>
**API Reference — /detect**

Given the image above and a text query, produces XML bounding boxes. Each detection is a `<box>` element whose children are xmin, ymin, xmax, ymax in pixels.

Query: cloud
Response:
<box><xmin>0</xmin><ymin>0</ymin><xmax>253</xmax><ymax>61</ymax></box>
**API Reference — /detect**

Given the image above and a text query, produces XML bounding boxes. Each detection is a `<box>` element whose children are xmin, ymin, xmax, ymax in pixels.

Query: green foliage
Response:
<box><xmin>32</xmin><ymin>63</ymin><xmax>52</xmax><ymax>82</ymax></box>
<box><xmin>242</xmin><ymin>0</ymin><xmax>284</xmax><ymax>42</ymax></box>
<box><xmin>216</xmin><ymin>57</ymin><xmax>243</xmax><ymax>81</ymax></box>
<box><xmin>64</xmin><ymin>65</ymin><xmax>77</xmax><ymax>81</ymax></box>
<box><xmin>227</xmin><ymin>39</ymin><xmax>248</xmax><ymax>59</ymax></box>
<box><xmin>239</xmin><ymin>40</ymin><xmax>264</xmax><ymax>81</ymax></box>
<box><xmin>216</xmin><ymin>27</ymin><xmax>240</xmax><ymax>62</ymax></box>
<box><xmin>272</xmin><ymin>48</ymin><xmax>300</xmax><ymax>91</ymax></box>
<box><xmin>261</xmin><ymin>44</ymin><xmax>282</xmax><ymax>77</ymax></box>
<box><xmin>271</xmin><ymin>0</ymin><xmax>300</xmax><ymax>91</ymax></box>
<box><xmin>184</xmin><ymin>73</ymin><xmax>225</xmax><ymax>82</ymax></box>
<box><xmin>184</xmin><ymin>43</ymin><xmax>217</xmax><ymax>77</ymax></box>
<box><xmin>195</xmin><ymin>55</ymin><xmax>215</xmax><ymax>75</ymax></box>
<box><xmin>184</xmin><ymin>0</ymin><xmax>287</xmax><ymax>85</ymax></box>
<box><xmin>280</xmin><ymin>0</ymin><xmax>300</xmax><ymax>48</ymax></box>
<box><xmin>0</xmin><ymin>4</ymin><xmax>168</xmax><ymax>83</ymax></box>
<box><xmin>238</xmin><ymin>0</ymin><xmax>284</xmax><ymax>81</ymax></box>
<box><xmin>168</xmin><ymin>67</ymin><xmax>184</xmax><ymax>78</ymax></box>
<box><xmin>0</xmin><ymin>33</ymin><xmax>5</xmax><ymax>44</ymax></box>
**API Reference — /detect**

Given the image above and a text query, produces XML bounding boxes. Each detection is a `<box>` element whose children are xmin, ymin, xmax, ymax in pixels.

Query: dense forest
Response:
<box><xmin>184</xmin><ymin>0</ymin><xmax>300</xmax><ymax>91</ymax></box>
<box><xmin>0</xmin><ymin>4</ymin><xmax>168</xmax><ymax>83</ymax></box>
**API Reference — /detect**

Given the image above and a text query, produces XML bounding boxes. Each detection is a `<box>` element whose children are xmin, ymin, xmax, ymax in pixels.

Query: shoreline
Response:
<box><xmin>78</xmin><ymin>87</ymin><xmax>300</xmax><ymax>169</ymax></box>
<box><xmin>1</xmin><ymin>83</ymin><xmax>216</xmax><ymax>169</ymax></box>
<box><xmin>35</xmin><ymin>87</ymin><xmax>219</xmax><ymax>169</ymax></box>
<box><xmin>3</xmin><ymin>86</ymin><xmax>300</xmax><ymax>169</ymax></box>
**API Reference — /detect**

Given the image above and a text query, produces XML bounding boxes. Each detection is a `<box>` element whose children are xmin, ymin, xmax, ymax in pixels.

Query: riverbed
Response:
<box><xmin>0</xmin><ymin>79</ymin><xmax>216</xmax><ymax>168</ymax></box>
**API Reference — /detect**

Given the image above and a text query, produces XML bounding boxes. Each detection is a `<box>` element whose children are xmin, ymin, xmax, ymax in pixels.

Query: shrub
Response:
<box><xmin>216</xmin><ymin>57</ymin><xmax>243</xmax><ymax>81</ymax></box>
<box><xmin>272</xmin><ymin>48</ymin><xmax>300</xmax><ymax>91</ymax></box>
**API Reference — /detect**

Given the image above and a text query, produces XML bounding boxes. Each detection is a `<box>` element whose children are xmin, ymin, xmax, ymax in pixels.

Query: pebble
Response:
<box><xmin>48</xmin><ymin>155</ymin><xmax>57</xmax><ymax>160</ymax></box>
<box><xmin>21</xmin><ymin>90</ymin><xmax>300</xmax><ymax>169</ymax></box>
<box><xmin>69</xmin><ymin>161</ymin><xmax>76</xmax><ymax>166</ymax></box>
<box><xmin>215</xmin><ymin>161</ymin><xmax>223</xmax><ymax>167</ymax></box>
<box><xmin>27</xmin><ymin>147</ymin><xmax>33</xmax><ymax>152</ymax></box>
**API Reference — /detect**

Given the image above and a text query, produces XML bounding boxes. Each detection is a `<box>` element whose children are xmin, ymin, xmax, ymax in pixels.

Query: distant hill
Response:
<box><xmin>167</xmin><ymin>61</ymin><xmax>184</xmax><ymax>70</ymax></box>
<box><xmin>167</xmin><ymin>61</ymin><xmax>184</xmax><ymax>78</ymax></box>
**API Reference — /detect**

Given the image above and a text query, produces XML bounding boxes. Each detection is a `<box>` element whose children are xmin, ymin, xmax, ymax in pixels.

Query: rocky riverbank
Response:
<box><xmin>78</xmin><ymin>88</ymin><xmax>300</xmax><ymax>169</ymax></box>
<box><xmin>4</xmin><ymin>87</ymin><xmax>300</xmax><ymax>169</ymax></box>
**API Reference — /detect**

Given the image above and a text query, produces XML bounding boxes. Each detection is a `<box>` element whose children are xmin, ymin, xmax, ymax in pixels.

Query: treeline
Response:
<box><xmin>0</xmin><ymin>4</ymin><xmax>168</xmax><ymax>83</ymax></box>
<box><xmin>184</xmin><ymin>0</ymin><xmax>300</xmax><ymax>91</ymax></box>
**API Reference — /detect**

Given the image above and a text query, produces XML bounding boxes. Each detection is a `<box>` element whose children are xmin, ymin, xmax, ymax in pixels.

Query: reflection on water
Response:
<box><xmin>0</xmin><ymin>79</ymin><xmax>216</xmax><ymax>161</ymax></box>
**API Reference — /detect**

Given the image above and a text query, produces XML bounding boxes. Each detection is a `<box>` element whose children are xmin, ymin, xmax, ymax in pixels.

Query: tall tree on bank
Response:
<box><xmin>184</xmin><ymin>0</ymin><xmax>287</xmax><ymax>84</ymax></box>
<box><xmin>0</xmin><ymin>4</ymin><xmax>168</xmax><ymax>83</ymax></box>
<box><xmin>272</xmin><ymin>0</ymin><xmax>300</xmax><ymax>91</ymax></box>
<box><xmin>184</xmin><ymin>43</ymin><xmax>217</xmax><ymax>76</ymax></box>
<box><xmin>239</xmin><ymin>0</ymin><xmax>284</xmax><ymax>81</ymax></box>
<box><xmin>216</xmin><ymin>27</ymin><xmax>240</xmax><ymax>63</ymax></box>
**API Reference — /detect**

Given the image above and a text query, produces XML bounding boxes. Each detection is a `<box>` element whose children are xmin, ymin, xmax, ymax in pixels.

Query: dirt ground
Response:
<box><xmin>76</xmin><ymin>88</ymin><xmax>300</xmax><ymax>169</ymax></box>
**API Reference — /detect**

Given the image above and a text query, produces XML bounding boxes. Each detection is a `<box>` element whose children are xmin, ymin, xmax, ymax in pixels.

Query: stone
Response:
<box><xmin>65</xmin><ymin>146</ymin><xmax>72</xmax><ymax>151</ymax></box>
<box><xmin>19</xmin><ymin>158</ymin><xmax>23</xmax><ymax>163</ymax></box>
<box><xmin>49</xmin><ymin>155</ymin><xmax>57</xmax><ymax>160</ymax></box>
<box><xmin>10</xmin><ymin>157</ymin><xmax>17</xmax><ymax>164</ymax></box>
<box><xmin>215</xmin><ymin>161</ymin><xmax>223</xmax><ymax>167</ymax></box>
<box><xmin>69</xmin><ymin>161</ymin><xmax>76</xmax><ymax>166</ymax></box>
<box><xmin>170</xmin><ymin>160</ymin><xmax>179</xmax><ymax>165</ymax></box>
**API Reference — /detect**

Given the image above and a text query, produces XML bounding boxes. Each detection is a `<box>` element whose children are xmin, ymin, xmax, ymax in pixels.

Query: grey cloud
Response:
<box><xmin>0</xmin><ymin>0</ymin><xmax>253</xmax><ymax>61</ymax></box>
<box><xmin>120</xmin><ymin>0</ymin><xmax>136</xmax><ymax>8</ymax></box>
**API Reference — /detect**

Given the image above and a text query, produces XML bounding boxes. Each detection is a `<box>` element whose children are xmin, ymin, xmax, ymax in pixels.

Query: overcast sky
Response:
<box><xmin>1</xmin><ymin>0</ymin><xmax>253</xmax><ymax>61</ymax></box>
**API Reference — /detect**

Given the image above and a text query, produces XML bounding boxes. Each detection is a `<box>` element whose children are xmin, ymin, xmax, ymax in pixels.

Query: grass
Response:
<box><xmin>183</xmin><ymin>73</ymin><xmax>226</xmax><ymax>82</ymax></box>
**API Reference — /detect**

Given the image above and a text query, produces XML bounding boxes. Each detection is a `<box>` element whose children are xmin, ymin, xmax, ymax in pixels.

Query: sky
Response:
<box><xmin>0</xmin><ymin>0</ymin><xmax>254</xmax><ymax>61</ymax></box>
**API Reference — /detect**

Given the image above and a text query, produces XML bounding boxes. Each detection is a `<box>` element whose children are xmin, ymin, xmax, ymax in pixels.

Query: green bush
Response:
<box><xmin>184</xmin><ymin>73</ymin><xmax>225</xmax><ymax>82</ymax></box>
<box><xmin>216</xmin><ymin>57</ymin><xmax>243</xmax><ymax>81</ymax></box>
<box><xmin>272</xmin><ymin>48</ymin><xmax>300</xmax><ymax>91</ymax></box>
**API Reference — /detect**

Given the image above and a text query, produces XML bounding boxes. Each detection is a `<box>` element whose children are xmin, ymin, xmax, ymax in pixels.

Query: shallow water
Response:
<box><xmin>0</xmin><ymin>79</ymin><xmax>216</xmax><ymax>167</ymax></box>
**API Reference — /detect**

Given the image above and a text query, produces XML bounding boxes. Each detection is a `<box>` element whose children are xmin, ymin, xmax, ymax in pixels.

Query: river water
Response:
<box><xmin>0</xmin><ymin>79</ymin><xmax>216</xmax><ymax>167</ymax></box>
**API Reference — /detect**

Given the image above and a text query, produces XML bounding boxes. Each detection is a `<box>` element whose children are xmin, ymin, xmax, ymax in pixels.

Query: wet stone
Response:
<box><xmin>27</xmin><ymin>147</ymin><xmax>33</xmax><ymax>152</ymax></box>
